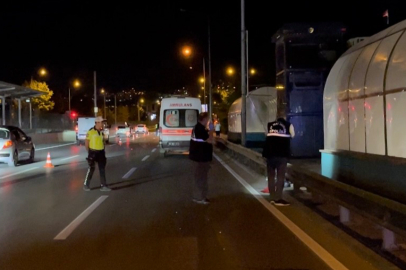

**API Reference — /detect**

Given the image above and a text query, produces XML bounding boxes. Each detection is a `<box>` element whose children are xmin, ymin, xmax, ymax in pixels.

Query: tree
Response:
<box><xmin>24</xmin><ymin>80</ymin><xmax>55</xmax><ymax>111</ymax></box>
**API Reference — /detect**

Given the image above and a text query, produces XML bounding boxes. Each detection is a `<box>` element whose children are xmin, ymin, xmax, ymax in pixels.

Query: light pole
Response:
<box><xmin>241</xmin><ymin>0</ymin><xmax>247</xmax><ymax>146</ymax></box>
<box><xmin>69</xmin><ymin>79</ymin><xmax>81</xmax><ymax>112</ymax></box>
<box><xmin>101</xmin><ymin>88</ymin><xmax>106</xmax><ymax>119</ymax></box>
<box><xmin>138</xmin><ymin>98</ymin><xmax>144</xmax><ymax>122</ymax></box>
<box><xmin>199</xmin><ymin>76</ymin><xmax>206</xmax><ymax>105</ymax></box>
<box><xmin>182</xmin><ymin>46</ymin><xmax>208</xmax><ymax>108</ymax></box>
<box><xmin>114</xmin><ymin>94</ymin><xmax>117</xmax><ymax>126</ymax></box>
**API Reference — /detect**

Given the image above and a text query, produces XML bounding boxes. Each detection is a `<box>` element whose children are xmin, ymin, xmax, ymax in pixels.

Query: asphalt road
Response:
<box><xmin>0</xmin><ymin>133</ymin><xmax>400</xmax><ymax>270</ymax></box>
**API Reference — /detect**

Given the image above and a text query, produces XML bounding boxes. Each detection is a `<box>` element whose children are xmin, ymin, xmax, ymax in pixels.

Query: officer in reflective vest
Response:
<box><xmin>262</xmin><ymin>117</ymin><xmax>295</xmax><ymax>206</ymax></box>
<box><xmin>83</xmin><ymin>116</ymin><xmax>111</xmax><ymax>191</ymax></box>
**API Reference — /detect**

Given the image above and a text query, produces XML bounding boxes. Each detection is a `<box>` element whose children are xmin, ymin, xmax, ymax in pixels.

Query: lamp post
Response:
<box><xmin>101</xmin><ymin>88</ymin><xmax>106</xmax><ymax>119</ymax></box>
<box><xmin>138</xmin><ymin>98</ymin><xmax>144</xmax><ymax>122</ymax></box>
<box><xmin>69</xmin><ymin>79</ymin><xmax>81</xmax><ymax>112</ymax></box>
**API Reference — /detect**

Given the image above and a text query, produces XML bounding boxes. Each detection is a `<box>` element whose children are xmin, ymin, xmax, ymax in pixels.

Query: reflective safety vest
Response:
<box><xmin>86</xmin><ymin>127</ymin><xmax>105</xmax><ymax>150</ymax></box>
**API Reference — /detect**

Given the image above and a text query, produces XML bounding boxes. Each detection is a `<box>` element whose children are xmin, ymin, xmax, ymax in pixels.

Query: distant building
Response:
<box><xmin>272</xmin><ymin>22</ymin><xmax>346</xmax><ymax>157</ymax></box>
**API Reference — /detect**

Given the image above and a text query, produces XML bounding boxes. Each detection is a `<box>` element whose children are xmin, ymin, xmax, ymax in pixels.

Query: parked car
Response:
<box><xmin>116</xmin><ymin>125</ymin><xmax>131</xmax><ymax>137</ymax></box>
<box><xmin>0</xmin><ymin>126</ymin><xmax>35</xmax><ymax>167</ymax></box>
<box><xmin>135</xmin><ymin>124</ymin><xmax>148</xmax><ymax>134</ymax></box>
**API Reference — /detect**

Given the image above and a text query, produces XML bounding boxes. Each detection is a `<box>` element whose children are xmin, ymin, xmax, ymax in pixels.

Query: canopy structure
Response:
<box><xmin>324</xmin><ymin>19</ymin><xmax>406</xmax><ymax>158</ymax></box>
<box><xmin>0</xmin><ymin>81</ymin><xmax>43</xmax><ymax>128</ymax></box>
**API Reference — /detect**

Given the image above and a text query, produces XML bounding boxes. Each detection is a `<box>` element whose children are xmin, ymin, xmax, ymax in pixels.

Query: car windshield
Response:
<box><xmin>118</xmin><ymin>126</ymin><xmax>126</xmax><ymax>129</ymax></box>
<box><xmin>0</xmin><ymin>129</ymin><xmax>10</xmax><ymax>139</ymax></box>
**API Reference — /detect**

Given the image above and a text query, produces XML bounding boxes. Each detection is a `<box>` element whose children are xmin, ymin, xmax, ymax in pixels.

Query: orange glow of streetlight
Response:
<box><xmin>73</xmin><ymin>80</ymin><xmax>81</xmax><ymax>88</ymax></box>
<box><xmin>182</xmin><ymin>46</ymin><xmax>192</xmax><ymax>57</ymax></box>
<box><xmin>39</xmin><ymin>68</ymin><xmax>47</xmax><ymax>76</ymax></box>
<box><xmin>101</xmin><ymin>88</ymin><xmax>105</xmax><ymax>94</ymax></box>
<box><xmin>250</xmin><ymin>68</ymin><xmax>256</xmax><ymax>75</ymax></box>
<box><xmin>199</xmin><ymin>77</ymin><xmax>205</xmax><ymax>83</ymax></box>
<box><xmin>227</xmin><ymin>67</ymin><xmax>235</xmax><ymax>76</ymax></box>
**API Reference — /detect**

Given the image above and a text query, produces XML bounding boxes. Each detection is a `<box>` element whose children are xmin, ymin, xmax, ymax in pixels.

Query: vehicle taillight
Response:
<box><xmin>3</xmin><ymin>140</ymin><xmax>13</xmax><ymax>149</ymax></box>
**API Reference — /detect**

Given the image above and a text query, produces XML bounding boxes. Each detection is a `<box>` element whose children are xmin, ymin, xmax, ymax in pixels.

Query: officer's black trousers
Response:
<box><xmin>84</xmin><ymin>150</ymin><xmax>107</xmax><ymax>187</ymax></box>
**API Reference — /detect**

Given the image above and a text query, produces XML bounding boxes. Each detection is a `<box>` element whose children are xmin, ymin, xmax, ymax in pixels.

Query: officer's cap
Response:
<box><xmin>95</xmin><ymin>116</ymin><xmax>104</xmax><ymax>123</ymax></box>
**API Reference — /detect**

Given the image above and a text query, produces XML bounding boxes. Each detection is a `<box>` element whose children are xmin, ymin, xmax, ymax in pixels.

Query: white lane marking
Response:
<box><xmin>36</xmin><ymin>143</ymin><xmax>76</xmax><ymax>151</ymax></box>
<box><xmin>122</xmin><ymin>168</ymin><xmax>137</xmax><ymax>179</ymax></box>
<box><xmin>142</xmin><ymin>155</ymin><xmax>150</xmax><ymax>161</ymax></box>
<box><xmin>151</xmin><ymin>148</ymin><xmax>156</xmax><ymax>153</ymax></box>
<box><xmin>0</xmin><ymin>167</ymin><xmax>39</xmax><ymax>180</ymax></box>
<box><xmin>213</xmin><ymin>154</ymin><xmax>349</xmax><ymax>270</ymax></box>
<box><xmin>54</xmin><ymin>196</ymin><xmax>108</xmax><ymax>240</ymax></box>
<box><xmin>60</xmin><ymin>155</ymin><xmax>80</xmax><ymax>161</ymax></box>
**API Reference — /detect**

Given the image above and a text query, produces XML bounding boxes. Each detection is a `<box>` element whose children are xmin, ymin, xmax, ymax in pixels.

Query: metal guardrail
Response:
<box><xmin>214</xmin><ymin>136</ymin><xmax>406</xmax><ymax>251</ymax></box>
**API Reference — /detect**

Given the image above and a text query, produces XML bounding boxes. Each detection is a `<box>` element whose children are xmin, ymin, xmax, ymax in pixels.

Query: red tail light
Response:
<box><xmin>3</xmin><ymin>140</ymin><xmax>13</xmax><ymax>149</ymax></box>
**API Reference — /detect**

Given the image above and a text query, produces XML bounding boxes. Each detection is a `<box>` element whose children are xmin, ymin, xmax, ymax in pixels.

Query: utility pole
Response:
<box><xmin>241</xmin><ymin>0</ymin><xmax>247</xmax><ymax>146</ymax></box>
<box><xmin>103</xmin><ymin>93</ymin><xmax>106</xmax><ymax>119</ymax></box>
<box><xmin>203</xmin><ymin>58</ymin><xmax>206</xmax><ymax>106</ymax></box>
<box><xmin>68</xmin><ymin>88</ymin><xmax>71</xmax><ymax>112</ymax></box>
<box><xmin>93</xmin><ymin>71</ymin><xmax>97</xmax><ymax>117</ymax></box>
<box><xmin>114</xmin><ymin>94</ymin><xmax>117</xmax><ymax>126</ymax></box>
<box><xmin>208</xmin><ymin>18</ymin><xmax>212</xmax><ymax>118</ymax></box>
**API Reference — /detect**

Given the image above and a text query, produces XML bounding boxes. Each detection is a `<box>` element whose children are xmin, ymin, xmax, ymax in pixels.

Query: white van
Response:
<box><xmin>159</xmin><ymin>96</ymin><xmax>201</xmax><ymax>156</ymax></box>
<box><xmin>76</xmin><ymin>117</ymin><xmax>110</xmax><ymax>145</ymax></box>
<box><xmin>77</xmin><ymin>117</ymin><xmax>95</xmax><ymax>145</ymax></box>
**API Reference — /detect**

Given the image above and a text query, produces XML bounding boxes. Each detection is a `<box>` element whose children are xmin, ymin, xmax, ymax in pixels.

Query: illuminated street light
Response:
<box><xmin>74</xmin><ymin>80</ymin><xmax>81</xmax><ymax>88</ymax></box>
<box><xmin>140</xmin><ymin>98</ymin><xmax>145</xmax><ymax>103</ymax></box>
<box><xmin>250</xmin><ymin>68</ymin><xmax>256</xmax><ymax>75</ymax></box>
<box><xmin>199</xmin><ymin>77</ymin><xmax>205</xmax><ymax>83</ymax></box>
<box><xmin>227</xmin><ymin>67</ymin><xmax>235</xmax><ymax>76</ymax></box>
<box><xmin>69</xmin><ymin>79</ymin><xmax>81</xmax><ymax>112</ymax></box>
<box><xmin>39</xmin><ymin>68</ymin><xmax>47</xmax><ymax>76</ymax></box>
<box><xmin>182</xmin><ymin>46</ymin><xmax>192</xmax><ymax>57</ymax></box>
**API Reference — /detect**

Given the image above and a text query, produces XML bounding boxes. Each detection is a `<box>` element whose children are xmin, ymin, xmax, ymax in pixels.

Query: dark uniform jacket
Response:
<box><xmin>262</xmin><ymin>118</ymin><xmax>292</xmax><ymax>158</ymax></box>
<box><xmin>189</xmin><ymin>122</ymin><xmax>213</xmax><ymax>162</ymax></box>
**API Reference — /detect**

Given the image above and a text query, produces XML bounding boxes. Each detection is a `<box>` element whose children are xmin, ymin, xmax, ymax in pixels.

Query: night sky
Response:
<box><xmin>1</xmin><ymin>0</ymin><xmax>405</xmax><ymax>97</ymax></box>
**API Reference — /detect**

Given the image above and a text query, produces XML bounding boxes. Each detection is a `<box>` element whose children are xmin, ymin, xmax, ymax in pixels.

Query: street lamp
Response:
<box><xmin>69</xmin><ymin>79</ymin><xmax>81</xmax><ymax>112</ymax></box>
<box><xmin>101</xmin><ymin>88</ymin><xmax>106</xmax><ymax>119</ymax></box>
<box><xmin>39</xmin><ymin>68</ymin><xmax>47</xmax><ymax>77</ymax></box>
<box><xmin>199</xmin><ymin>76</ymin><xmax>206</xmax><ymax>104</ymax></box>
<box><xmin>227</xmin><ymin>67</ymin><xmax>235</xmax><ymax>76</ymax></box>
<box><xmin>181</xmin><ymin>46</ymin><xmax>207</xmax><ymax>109</ymax></box>
<box><xmin>182</xmin><ymin>46</ymin><xmax>192</xmax><ymax>57</ymax></box>
<box><xmin>138</xmin><ymin>98</ymin><xmax>145</xmax><ymax>122</ymax></box>
<box><xmin>250</xmin><ymin>68</ymin><xmax>256</xmax><ymax>75</ymax></box>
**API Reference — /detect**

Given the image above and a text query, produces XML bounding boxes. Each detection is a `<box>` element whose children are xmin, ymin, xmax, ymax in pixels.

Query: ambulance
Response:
<box><xmin>159</xmin><ymin>96</ymin><xmax>201</xmax><ymax>157</ymax></box>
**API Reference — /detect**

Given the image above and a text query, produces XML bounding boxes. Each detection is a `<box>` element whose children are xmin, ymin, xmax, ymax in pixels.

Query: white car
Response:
<box><xmin>116</xmin><ymin>125</ymin><xmax>131</xmax><ymax>137</ymax></box>
<box><xmin>0</xmin><ymin>126</ymin><xmax>35</xmax><ymax>167</ymax></box>
<box><xmin>135</xmin><ymin>124</ymin><xmax>148</xmax><ymax>134</ymax></box>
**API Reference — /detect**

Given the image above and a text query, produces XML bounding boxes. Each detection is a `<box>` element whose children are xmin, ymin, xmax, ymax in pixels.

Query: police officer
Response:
<box><xmin>189</xmin><ymin>112</ymin><xmax>213</xmax><ymax>204</ymax></box>
<box><xmin>83</xmin><ymin>116</ymin><xmax>111</xmax><ymax>191</ymax></box>
<box><xmin>262</xmin><ymin>117</ymin><xmax>295</xmax><ymax>206</ymax></box>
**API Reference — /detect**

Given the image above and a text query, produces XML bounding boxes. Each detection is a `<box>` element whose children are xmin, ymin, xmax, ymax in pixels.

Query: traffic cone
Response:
<box><xmin>261</xmin><ymin>187</ymin><xmax>269</xmax><ymax>193</ymax></box>
<box><xmin>44</xmin><ymin>152</ymin><xmax>54</xmax><ymax>168</ymax></box>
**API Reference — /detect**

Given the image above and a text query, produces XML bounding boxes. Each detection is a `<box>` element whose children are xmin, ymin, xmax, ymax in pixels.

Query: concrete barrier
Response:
<box><xmin>28</xmin><ymin>130</ymin><xmax>76</xmax><ymax>145</ymax></box>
